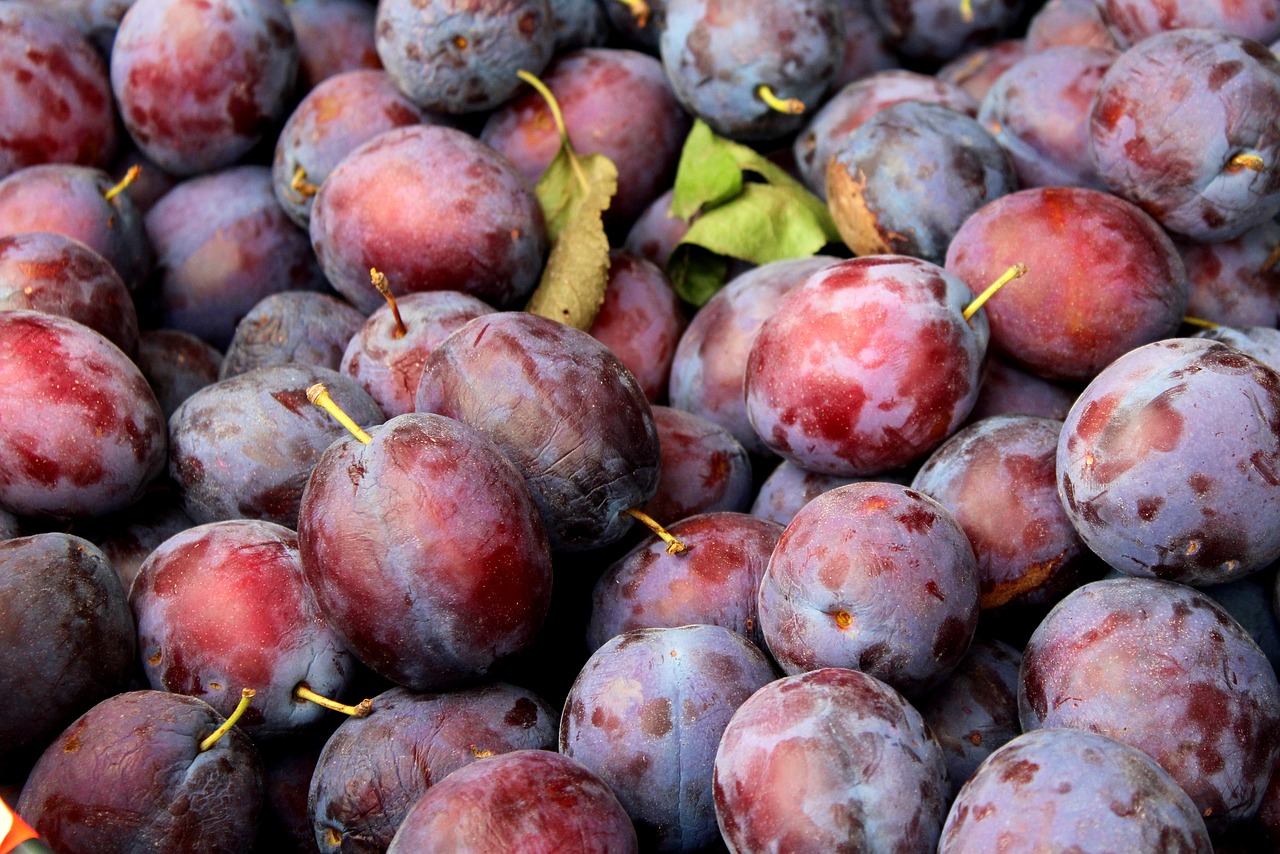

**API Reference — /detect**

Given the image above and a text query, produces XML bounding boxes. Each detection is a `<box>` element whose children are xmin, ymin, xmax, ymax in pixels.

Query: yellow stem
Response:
<box><xmin>104</xmin><ymin>165</ymin><xmax>140</xmax><ymax>202</ymax></box>
<box><xmin>624</xmin><ymin>508</ymin><xmax>686</xmax><ymax>555</ymax></box>
<box><xmin>960</xmin><ymin>0</ymin><xmax>974</xmax><ymax>22</ymax></box>
<box><xmin>294</xmin><ymin>684</ymin><xmax>373</xmax><ymax>717</ymax></box>
<box><xmin>964</xmin><ymin>263</ymin><xmax>1027</xmax><ymax>321</ymax></box>
<box><xmin>291</xmin><ymin>165</ymin><xmax>320</xmax><ymax>199</ymax></box>
<box><xmin>370</xmin><ymin>268</ymin><xmax>407</xmax><ymax>338</ymax></box>
<box><xmin>1264</xmin><ymin>243</ymin><xmax>1280</xmax><ymax>272</ymax></box>
<box><xmin>755</xmin><ymin>85</ymin><xmax>805</xmax><ymax>115</ymax></box>
<box><xmin>614</xmin><ymin>0</ymin><xmax>650</xmax><ymax>27</ymax></box>
<box><xmin>516</xmin><ymin>69</ymin><xmax>588</xmax><ymax>193</ymax></box>
<box><xmin>1181</xmin><ymin>316</ymin><xmax>1219</xmax><ymax>329</ymax></box>
<box><xmin>1226</xmin><ymin>153</ymin><xmax>1265</xmax><ymax>173</ymax></box>
<box><xmin>200</xmin><ymin>688</ymin><xmax>255</xmax><ymax>752</ymax></box>
<box><xmin>307</xmin><ymin>384</ymin><xmax>373</xmax><ymax>444</ymax></box>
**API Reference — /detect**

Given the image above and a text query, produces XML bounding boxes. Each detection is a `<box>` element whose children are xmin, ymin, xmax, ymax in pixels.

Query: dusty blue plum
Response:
<box><xmin>561</xmin><ymin>624</ymin><xmax>777</xmax><ymax>851</ymax></box>
<box><xmin>219</xmin><ymin>292</ymin><xmax>365</xmax><ymax>380</ymax></box>
<box><xmin>940</xmin><ymin>729</ymin><xmax>1212</xmax><ymax>852</ymax></box>
<box><xmin>375</xmin><ymin>0</ymin><xmax>554</xmax><ymax>113</ymax></box>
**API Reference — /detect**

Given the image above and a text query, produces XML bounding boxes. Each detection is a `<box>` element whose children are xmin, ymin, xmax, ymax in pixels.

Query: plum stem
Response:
<box><xmin>370</xmin><ymin>268</ymin><xmax>407</xmax><ymax>338</ymax></box>
<box><xmin>614</xmin><ymin>0</ymin><xmax>650</xmax><ymax>27</ymax></box>
<box><xmin>964</xmin><ymin>263</ymin><xmax>1027</xmax><ymax>321</ymax></box>
<box><xmin>104</xmin><ymin>166</ymin><xmax>139</xmax><ymax>202</ymax></box>
<box><xmin>199</xmin><ymin>688</ymin><xmax>255</xmax><ymax>752</ymax></box>
<box><xmin>1182</xmin><ymin>316</ymin><xmax>1219</xmax><ymax>329</ymax></box>
<box><xmin>1226</xmin><ymin>153</ymin><xmax>1265</xmax><ymax>173</ymax></box>
<box><xmin>307</xmin><ymin>383</ymin><xmax>373</xmax><ymax>444</ymax></box>
<box><xmin>833</xmin><ymin>609</ymin><xmax>853</xmax><ymax>630</ymax></box>
<box><xmin>516</xmin><ymin>69</ymin><xmax>589</xmax><ymax>193</ymax></box>
<box><xmin>294</xmin><ymin>684</ymin><xmax>373</xmax><ymax>717</ymax></box>
<box><xmin>1264</xmin><ymin>243</ymin><xmax>1280</xmax><ymax>272</ymax></box>
<box><xmin>291</xmin><ymin>166</ymin><xmax>320</xmax><ymax>199</ymax></box>
<box><xmin>624</xmin><ymin>508</ymin><xmax>687</xmax><ymax>555</ymax></box>
<box><xmin>755</xmin><ymin>85</ymin><xmax>805</xmax><ymax>115</ymax></box>
<box><xmin>959</xmin><ymin>0</ymin><xmax>974</xmax><ymax>22</ymax></box>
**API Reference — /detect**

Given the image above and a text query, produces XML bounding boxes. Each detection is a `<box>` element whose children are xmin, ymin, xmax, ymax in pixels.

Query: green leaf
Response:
<box><xmin>666</xmin><ymin>121</ymin><xmax>840</xmax><ymax>306</ymax></box>
<box><xmin>520</xmin><ymin>70</ymin><xmax>618</xmax><ymax>330</ymax></box>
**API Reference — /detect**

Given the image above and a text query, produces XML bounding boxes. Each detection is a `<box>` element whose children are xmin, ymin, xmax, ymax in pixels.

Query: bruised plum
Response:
<box><xmin>714</xmin><ymin>667</ymin><xmax>949</xmax><ymax>853</ymax></box>
<box><xmin>1019</xmin><ymin>578</ymin><xmax>1280</xmax><ymax>827</ymax></box>
<box><xmin>416</xmin><ymin>312</ymin><xmax>659</xmax><ymax>552</ymax></box>
<box><xmin>1057</xmin><ymin>338</ymin><xmax>1280</xmax><ymax>585</ymax></box>
<box><xmin>939</xmin><ymin>728</ymin><xmax>1212</xmax><ymax>852</ymax></box>
<box><xmin>560</xmin><ymin>624</ymin><xmax>776</xmax><ymax>851</ymax></box>
<box><xmin>386</xmin><ymin>750</ymin><xmax>638</xmax><ymax>853</ymax></box>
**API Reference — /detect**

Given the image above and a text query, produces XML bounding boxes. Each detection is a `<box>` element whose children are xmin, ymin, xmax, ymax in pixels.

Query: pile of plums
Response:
<box><xmin>5</xmin><ymin>0</ymin><xmax>1280</xmax><ymax>850</ymax></box>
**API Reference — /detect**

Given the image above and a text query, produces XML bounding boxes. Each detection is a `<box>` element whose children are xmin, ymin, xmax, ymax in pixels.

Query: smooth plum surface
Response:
<box><xmin>310</xmin><ymin>683</ymin><xmax>558</xmax><ymax>853</ymax></box>
<box><xmin>714</xmin><ymin>667</ymin><xmax>949</xmax><ymax>853</ymax></box>
<box><xmin>587</xmin><ymin>511</ymin><xmax>783</xmax><ymax>651</ymax></box>
<box><xmin>0</xmin><ymin>311</ymin><xmax>166</xmax><ymax>519</ymax></box>
<box><xmin>1180</xmin><ymin>219</ymin><xmax>1280</xmax><ymax>328</ymax></box>
<box><xmin>745</xmin><ymin>256</ymin><xmax>987</xmax><ymax>476</ymax></box>
<box><xmin>284</xmin><ymin>0</ymin><xmax>380</xmax><ymax>91</ymax></box>
<box><xmin>135</xmin><ymin>329</ymin><xmax>224</xmax><ymax>419</ymax></box>
<box><xmin>640</xmin><ymin>406</ymin><xmax>754</xmax><ymax>523</ymax></box>
<box><xmin>758</xmin><ymin>481</ymin><xmax>980</xmax><ymax>696</ymax></box>
<box><xmin>1020</xmin><ymin>577</ymin><xmax>1280</xmax><ymax>827</ymax></box>
<box><xmin>298</xmin><ymin>412</ymin><xmax>553</xmax><ymax>690</ymax></box>
<box><xmin>416</xmin><ymin>312</ymin><xmax>659</xmax><ymax>552</ymax></box>
<box><xmin>965</xmin><ymin>357</ymin><xmax>1078</xmax><ymax>424</ymax></box>
<box><xmin>561</xmin><ymin>624</ymin><xmax>777</xmax><ymax>851</ymax></box>
<box><xmin>131</xmin><ymin>519</ymin><xmax>358</xmax><ymax>740</ymax></box>
<box><xmin>1024</xmin><ymin>0</ymin><xmax>1117</xmax><ymax>50</ymax></box>
<box><xmin>936</xmin><ymin>39</ymin><xmax>1030</xmax><ymax>102</ymax></box>
<box><xmin>939</xmin><ymin>728</ymin><xmax>1212</xmax><ymax>852</ymax></box>
<box><xmin>749</xmin><ymin>460</ymin><xmax>866</xmax><ymax>527</ymax></box>
<box><xmin>385</xmin><ymin>750</ymin><xmax>639</xmax><ymax>854</ymax></box>
<box><xmin>1057</xmin><ymin>338</ymin><xmax>1280</xmax><ymax>585</ymax></box>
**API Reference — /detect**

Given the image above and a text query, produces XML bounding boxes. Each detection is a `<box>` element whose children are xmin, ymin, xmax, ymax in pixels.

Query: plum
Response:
<box><xmin>134</xmin><ymin>329</ymin><xmax>224</xmax><ymax>419</ymax></box>
<box><xmin>965</xmin><ymin>357</ymin><xmax>1078</xmax><ymax>424</ymax></box>
<box><xmin>640</xmin><ymin>406</ymin><xmax>754</xmax><ymax>523</ymax></box>
<box><xmin>587</xmin><ymin>511</ymin><xmax>783</xmax><ymax>651</ymax></box>
<box><xmin>758</xmin><ymin>481</ymin><xmax>980</xmax><ymax>696</ymax></box>
<box><xmin>385</xmin><ymin>750</ymin><xmax>638</xmax><ymax>853</ymax></box>
<box><xmin>1179</xmin><ymin>219</ymin><xmax>1280</xmax><ymax>328</ymax></box>
<box><xmin>1098</xmin><ymin>0</ymin><xmax>1280</xmax><ymax>47</ymax></box>
<box><xmin>0</xmin><ymin>311</ymin><xmax>166</xmax><ymax>519</ymax></box>
<box><xmin>936</xmin><ymin>39</ymin><xmax>1031</xmax><ymax>102</ymax></box>
<box><xmin>219</xmin><ymin>292</ymin><xmax>365</xmax><ymax>380</ymax></box>
<box><xmin>284</xmin><ymin>0</ymin><xmax>380</xmax><ymax>91</ymax></box>
<box><xmin>869</xmin><ymin>0</ymin><xmax>1027</xmax><ymax>66</ymax></box>
<box><xmin>560</xmin><ymin>624</ymin><xmax>777</xmax><ymax>851</ymax></box>
<box><xmin>749</xmin><ymin>460</ymin><xmax>879</xmax><ymax>527</ymax></box>
<box><xmin>1057</xmin><ymin>338</ymin><xmax>1280</xmax><ymax>585</ymax></box>
<box><xmin>714</xmin><ymin>667</ymin><xmax>949</xmax><ymax>853</ymax></box>
<box><xmin>1020</xmin><ymin>577</ymin><xmax>1280</xmax><ymax>827</ymax></box>
<box><xmin>939</xmin><ymin>728</ymin><xmax>1212</xmax><ymax>852</ymax></box>
<box><xmin>309</xmin><ymin>683</ymin><xmax>557</xmax><ymax>853</ymax></box>
<box><xmin>1024</xmin><ymin>0</ymin><xmax>1117</xmax><ymax>51</ymax></box>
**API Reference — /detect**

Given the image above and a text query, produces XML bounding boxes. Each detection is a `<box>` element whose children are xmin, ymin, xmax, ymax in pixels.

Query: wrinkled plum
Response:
<box><xmin>18</xmin><ymin>690</ymin><xmax>264</xmax><ymax>853</ymax></box>
<box><xmin>386</xmin><ymin>750</ymin><xmax>638</xmax><ymax>853</ymax></box>
<box><xmin>310</xmin><ymin>683</ymin><xmax>557</xmax><ymax>853</ymax></box>
<box><xmin>1057</xmin><ymin>338</ymin><xmax>1280</xmax><ymax>585</ymax></box>
<box><xmin>587</xmin><ymin>252</ymin><xmax>687</xmax><ymax>403</ymax></box>
<box><xmin>168</xmin><ymin>363</ymin><xmax>383</xmax><ymax>527</ymax></box>
<box><xmin>310</xmin><ymin>126</ymin><xmax>547</xmax><ymax>313</ymax></box>
<box><xmin>272</xmin><ymin>69</ymin><xmax>436</xmax><ymax>229</ymax></box>
<box><xmin>587</xmin><ymin>511</ymin><xmax>783</xmax><ymax>651</ymax></box>
<box><xmin>561</xmin><ymin>624</ymin><xmax>777</xmax><ymax>851</ymax></box>
<box><xmin>299</xmin><ymin>410</ymin><xmax>552</xmax><ymax>690</ymax></box>
<box><xmin>481</xmin><ymin>48</ymin><xmax>690</xmax><ymax>222</ymax></box>
<box><xmin>977</xmin><ymin>44</ymin><xmax>1117</xmax><ymax>189</ymax></box>
<box><xmin>912</xmin><ymin>415</ymin><xmax>1103</xmax><ymax>612</ymax></box>
<box><xmin>758</xmin><ymin>481</ymin><xmax>980</xmax><ymax>696</ymax></box>
<box><xmin>110</xmin><ymin>0</ymin><xmax>298</xmax><ymax>175</ymax></box>
<box><xmin>944</xmin><ymin>187</ymin><xmax>1188</xmax><ymax>382</ymax></box>
<box><xmin>1020</xmin><ymin>577</ymin><xmax>1280</xmax><ymax>827</ymax></box>
<box><xmin>794</xmin><ymin>69</ymin><xmax>978</xmax><ymax>197</ymax></box>
<box><xmin>220</xmin><ymin>292</ymin><xmax>365</xmax><ymax>380</ymax></box>
<box><xmin>745</xmin><ymin>256</ymin><xmax>988</xmax><ymax>476</ymax></box>
<box><xmin>714</xmin><ymin>667</ymin><xmax>949</xmax><ymax>853</ymax></box>
<box><xmin>640</xmin><ymin>406</ymin><xmax>754</xmax><ymax>523</ymax></box>
<box><xmin>415</xmin><ymin>312</ymin><xmax>659</xmax><ymax>552</ymax></box>
<box><xmin>0</xmin><ymin>231</ymin><xmax>138</xmax><ymax>356</ymax></box>
<box><xmin>0</xmin><ymin>534</ymin><xmax>135</xmax><ymax>777</ymax></box>
<box><xmin>0</xmin><ymin>1</ymin><xmax>117</xmax><ymax>178</ymax></box>
<box><xmin>915</xmin><ymin>638</ymin><xmax>1022</xmax><ymax>799</ymax></box>
<box><xmin>131</xmin><ymin>519</ymin><xmax>358</xmax><ymax>740</ymax></box>
<box><xmin>0</xmin><ymin>311</ymin><xmax>166</xmax><ymax>519</ymax></box>
<box><xmin>341</xmin><ymin>290</ymin><xmax>496</xmax><ymax>418</ymax></box>
<box><xmin>135</xmin><ymin>329</ymin><xmax>224</xmax><ymax>419</ymax></box>
<box><xmin>147</xmin><ymin>165</ymin><xmax>328</xmax><ymax>349</ymax></box>
<box><xmin>374</xmin><ymin>0</ymin><xmax>554</xmax><ymax>113</ymax></box>
<box><xmin>660</xmin><ymin>0</ymin><xmax>844</xmax><ymax>140</ymax></box>
<box><xmin>1089</xmin><ymin>29</ymin><xmax>1280</xmax><ymax>241</ymax></box>
<box><xmin>668</xmin><ymin>256</ymin><xmax>838</xmax><ymax>456</ymax></box>
<box><xmin>939</xmin><ymin>728</ymin><xmax>1212</xmax><ymax>852</ymax></box>
<box><xmin>827</xmin><ymin>101</ymin><xmax>1015</xmax><ymax>263</ymax></box>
